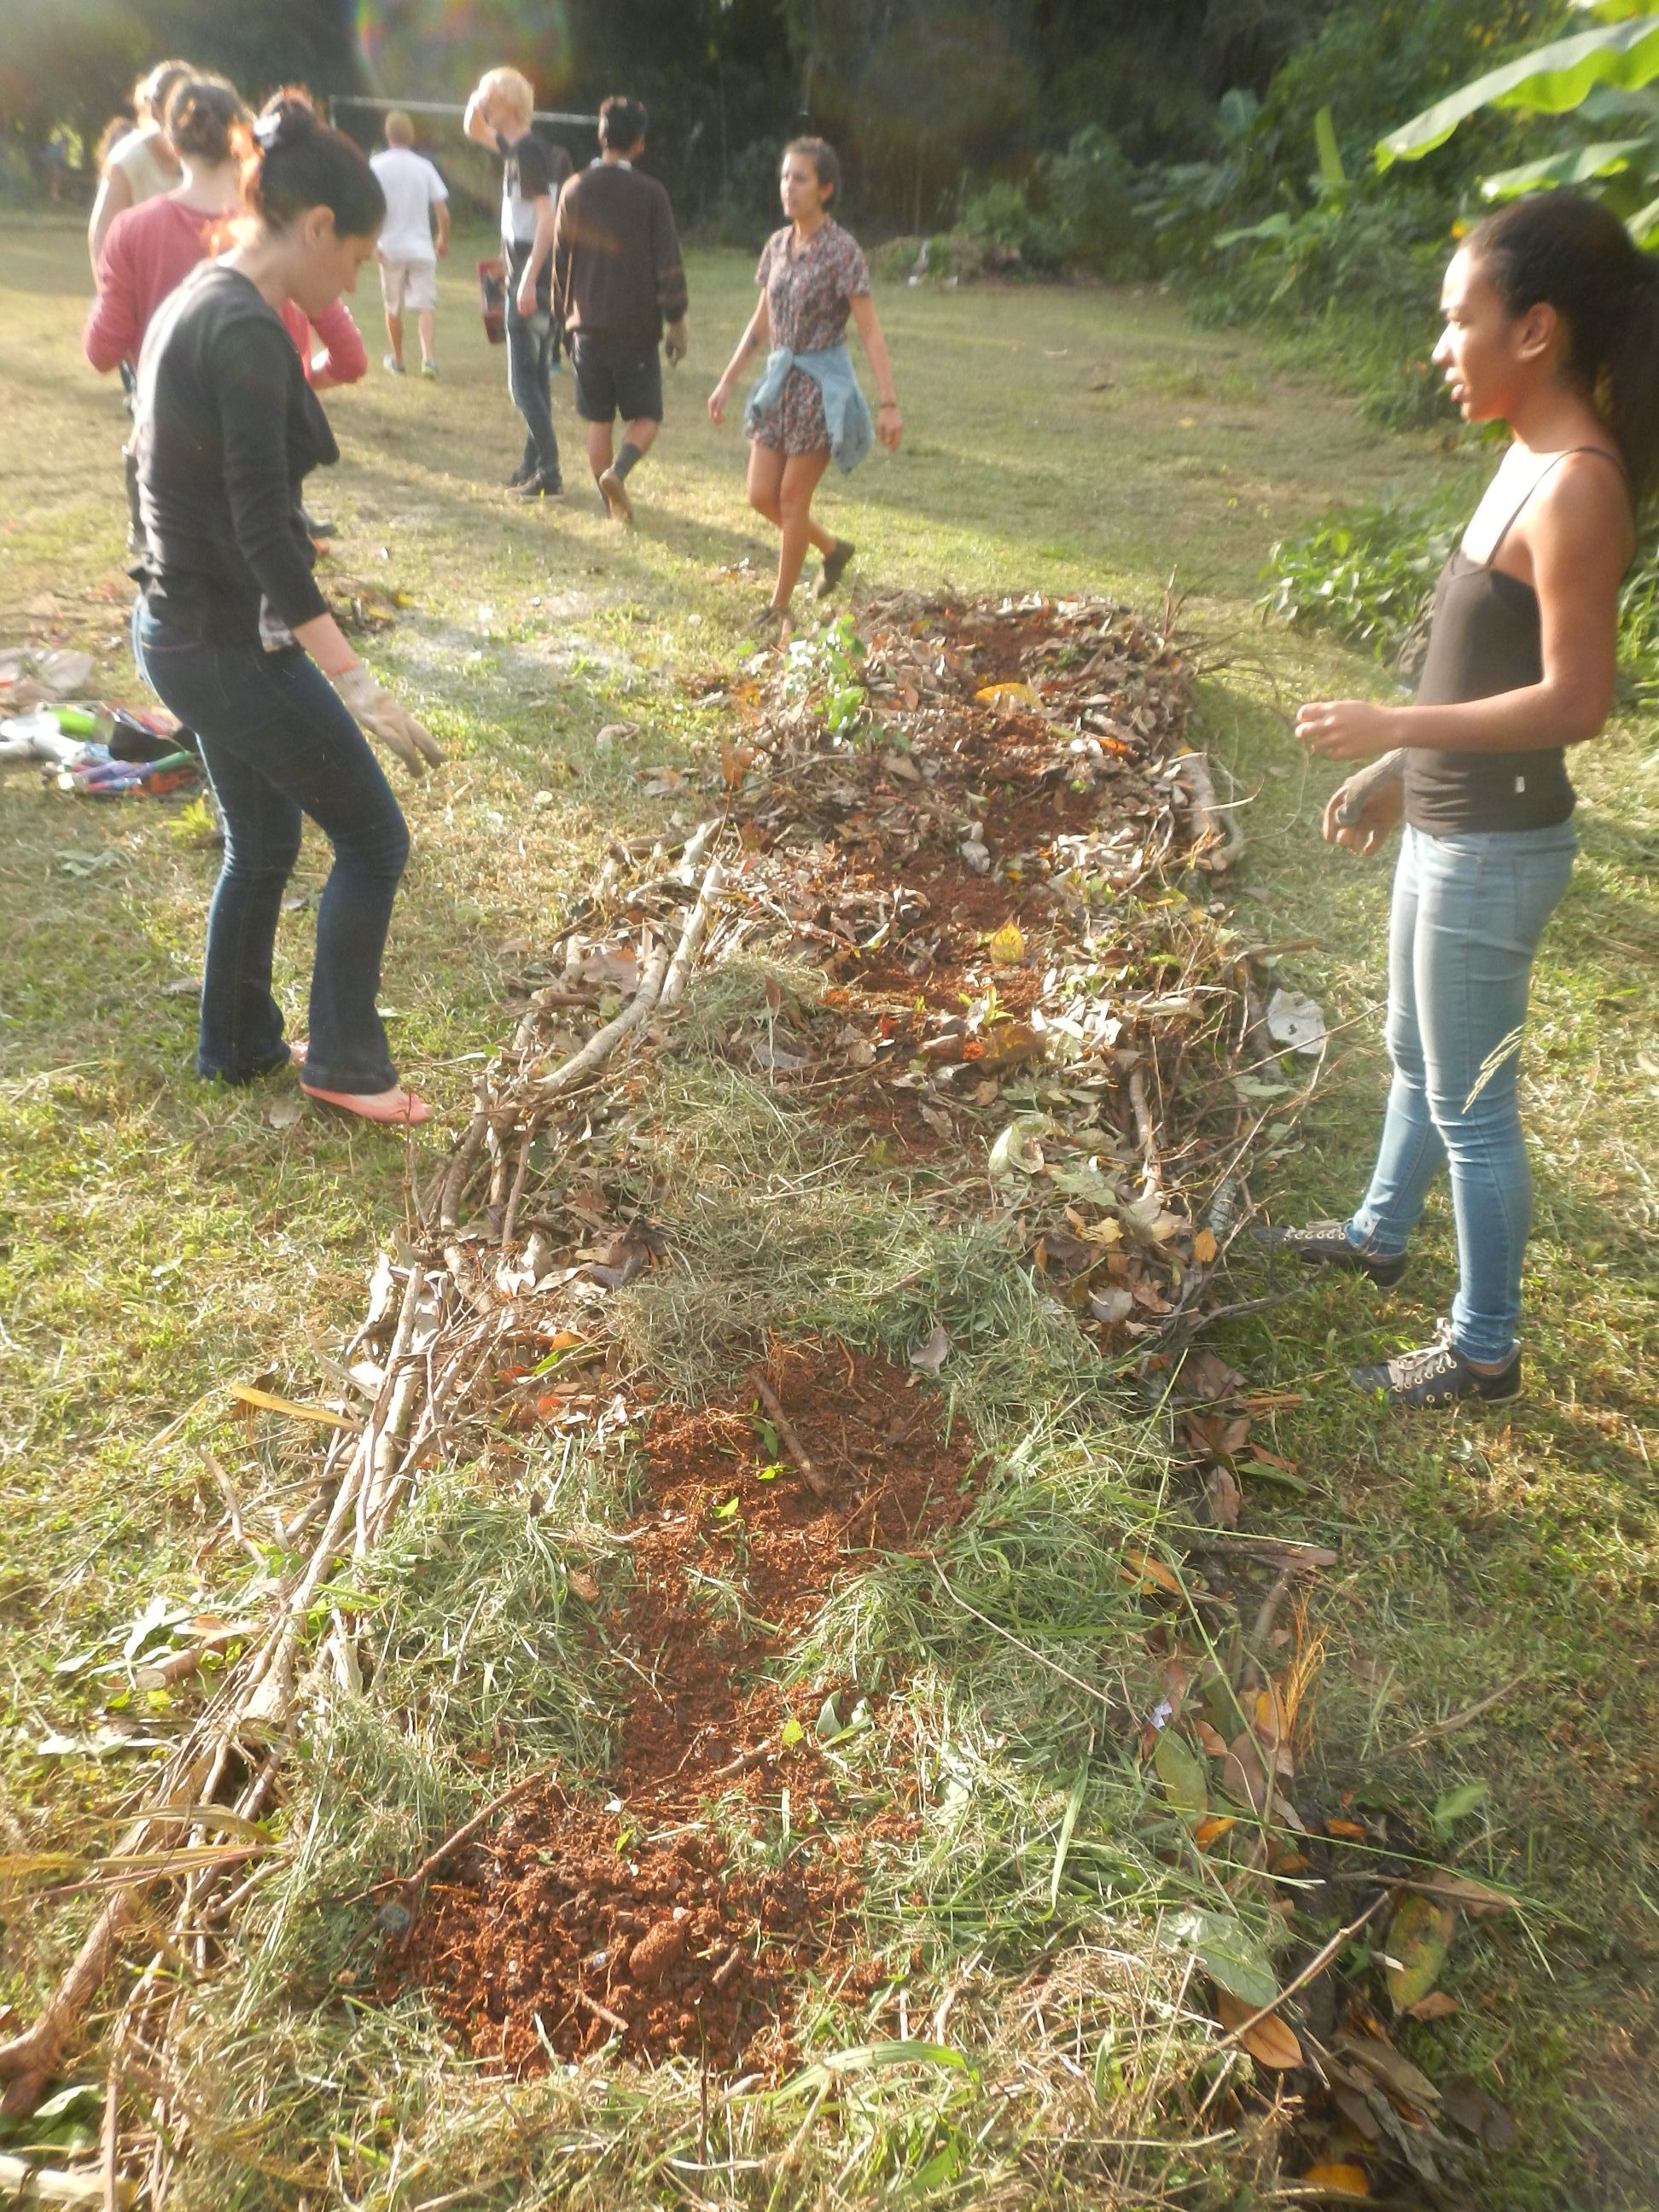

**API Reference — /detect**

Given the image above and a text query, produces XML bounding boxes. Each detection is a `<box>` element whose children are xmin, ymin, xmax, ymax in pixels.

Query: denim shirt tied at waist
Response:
<box><xmin>744</xmin><ymin>341</ymin><xmax>873</xmax><ymax>474</ymax></box>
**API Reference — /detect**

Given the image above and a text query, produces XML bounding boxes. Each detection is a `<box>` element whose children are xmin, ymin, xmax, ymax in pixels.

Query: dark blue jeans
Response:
<box><xmin>504</xmin><ymin>244</ymin><xmax>559</xmax><ymax>480</ymax></box>
<box><xmin>134</xmin><ymin>608</ymin><xmax>410</xmax><ymax>1093</ymax></box>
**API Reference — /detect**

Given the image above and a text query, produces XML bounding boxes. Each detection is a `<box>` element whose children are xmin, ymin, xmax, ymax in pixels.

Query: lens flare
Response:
<box><xmin>354</xmin><ymin>2</ymin><xmax>574</xmax><ymax>98</ymax></box>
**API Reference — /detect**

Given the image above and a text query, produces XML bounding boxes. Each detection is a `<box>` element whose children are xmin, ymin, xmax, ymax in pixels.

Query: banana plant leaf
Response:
<box><xmin>1314</xmin><ymin>103</ymin><xmax>1348</xmax><ymax>191</ymax></box>
<box><xmin>1214</xmin><ymin>212</ymin><xmax>1294</xmax><ymax>249</ymax></box>
<box><xmin>1377</xmin><ymin>14</ymin><xmax>1659</xmax><ymax>169</ymax></box>
<box><xmin>1478</xmin><ymin>130</ymin><xmax>1659</xmax><ymax>197</ymax></box>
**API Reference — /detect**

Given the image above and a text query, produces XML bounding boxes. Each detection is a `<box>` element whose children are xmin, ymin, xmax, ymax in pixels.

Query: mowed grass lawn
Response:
<box><xmin>2</xmin><ymin>215</ymin><xmax>1656</xmax><ymax>2206</ymax></box>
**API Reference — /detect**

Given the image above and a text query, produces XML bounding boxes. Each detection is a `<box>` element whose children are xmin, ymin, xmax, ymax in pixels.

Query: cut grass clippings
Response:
<box><xmin>2</xmin><ymin>222</ymin><xmax>1656</xmax><ymax>2209</ymax></box>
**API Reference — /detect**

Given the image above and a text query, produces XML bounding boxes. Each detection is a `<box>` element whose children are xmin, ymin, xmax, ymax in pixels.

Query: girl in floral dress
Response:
<box><xmin>709</xmin><ymin>138</ymin><xmax>901</xmax><ymax>635</ymax></box>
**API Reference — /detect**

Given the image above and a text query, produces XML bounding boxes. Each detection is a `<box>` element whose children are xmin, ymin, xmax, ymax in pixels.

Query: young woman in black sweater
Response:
<box><xmin>132</xmin><ymin>100</ymin><xmax>442</xmax><ymax>1124</ymax></box>
<box><xmin>1284</xmin><ymin>191</ymin><xmax>1655</xmax><ymax>1406</ymax></box>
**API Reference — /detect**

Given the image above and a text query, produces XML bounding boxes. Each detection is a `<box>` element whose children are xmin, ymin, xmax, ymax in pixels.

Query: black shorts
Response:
<box><xmin>570</xmin><ymin>335</ymin><xmax>663</xmax><ymax>425</ymax></box>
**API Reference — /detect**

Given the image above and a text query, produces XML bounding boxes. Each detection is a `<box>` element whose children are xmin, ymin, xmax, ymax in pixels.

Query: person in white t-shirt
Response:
<box><xmin>370</xmin><ymin>112</ymin><xmax>450</xmax><ymax>378</ymax></box>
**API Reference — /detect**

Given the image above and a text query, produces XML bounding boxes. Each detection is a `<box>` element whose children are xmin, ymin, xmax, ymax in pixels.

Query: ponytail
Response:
<box><xmin>1469</xmin><ymin>190</ymin><xmax>1659</xmax><ymax>511</ymax></box>
<box><xmin>242</xmin><ymin>95</ymin><xmax>384</xmax><ymax>241</ymax></box>
<box><xmin>1606</xmin><ymin>253</ymin><xmax>1659</xmax><ymax>515</ymax></box>
<box><xmin>165</xmin><ymin>75</ymin><xmax>247</xmax><ymax>168</ymax></box>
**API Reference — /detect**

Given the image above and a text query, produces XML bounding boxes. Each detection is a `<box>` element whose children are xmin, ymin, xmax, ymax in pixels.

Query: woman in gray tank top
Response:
<box><xmin>1272</xmin><ymin>191</ymin><xmax>1654</xmax><ymax>1408</ymax></box>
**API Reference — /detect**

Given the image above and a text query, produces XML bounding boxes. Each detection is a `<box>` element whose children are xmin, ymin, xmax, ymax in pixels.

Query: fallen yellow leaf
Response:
<box><xmin>1301</xmin><ymin>2163</ymin><xmax>1369</xmax><ymax>2198</ymax></box>
<box><xmin>1192</xmin><ymin>1227</ymin><xmax>1219</xmax><ymax>1263</ymax></box>
<box><xmin>988</xmin><ymin>921</ymin><xmax>1026</xmax><ymax>965</ymax></box>
<box><xmin>1217</xmin><ymin>1988</ymin><xmax>1301</xmax><ymax>2069</ymax></box>
<box><xmin>228</xmin><ymin>1383</ymin><xmax>359</xmax><ymax>1431</ymax></box>
<box><xmin>974</xmin><ymin>680</ymin><xmax>1042</xmax><ymax>710</ymax></box>
<box><xmin>1193</xmin><ymin>1813</ymin><xmax>1236</xmax><ymax>1850</ymax></box>
<box><xmin>1120</xmin><ymin>1545</ymin><xmax>1181</xmax><ymax>1597</ymax></box>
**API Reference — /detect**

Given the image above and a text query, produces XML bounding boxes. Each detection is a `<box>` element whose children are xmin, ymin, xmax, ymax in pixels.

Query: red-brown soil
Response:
<box><xmin>388</xmin><ymin>1342</ymin><xmax>974</xmax><ymax>2069</ymax></box>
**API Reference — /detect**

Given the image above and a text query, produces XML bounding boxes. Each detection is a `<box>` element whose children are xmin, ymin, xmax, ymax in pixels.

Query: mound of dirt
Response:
<box><xmin>387</xmin><ymin>1341</ymin><xmax>972</xmax><ymax>2069</ymax></box>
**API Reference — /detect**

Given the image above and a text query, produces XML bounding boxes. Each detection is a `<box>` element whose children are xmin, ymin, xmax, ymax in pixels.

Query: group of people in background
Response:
<box><xmin>74</xmin><ymin>55</ymin><xmax>902</xmax><ymax>1140</ymax></box>
<box><xmin>71</xmin><ymin>54</ymin><xmax>1653</xmax><ymax>1408</ymax></box>
<box><xmin>83</xmin><ymin>58</ymin><xmax>902</xmax><ymax>631</ymax></box>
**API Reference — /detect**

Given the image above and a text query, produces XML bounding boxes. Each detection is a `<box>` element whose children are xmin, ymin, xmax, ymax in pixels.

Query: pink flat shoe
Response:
<box><xmin>300</xmin><ymin>1081</ymin><xmax>432</xmax><ymax>1126</ymax></box>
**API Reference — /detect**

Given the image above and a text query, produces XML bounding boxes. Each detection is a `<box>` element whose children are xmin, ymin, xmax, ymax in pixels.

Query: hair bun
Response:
<box><xmin>253</xmin><ymin>99</ymin><xmax>316</xmax><ymax>153</ymax></box>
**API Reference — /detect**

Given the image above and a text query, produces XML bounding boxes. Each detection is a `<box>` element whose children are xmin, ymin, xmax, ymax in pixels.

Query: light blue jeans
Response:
<box><xmin>1347</xmin><ymin>819</ymin><xmax>1577</xmax><ymax>1365</ymax></box>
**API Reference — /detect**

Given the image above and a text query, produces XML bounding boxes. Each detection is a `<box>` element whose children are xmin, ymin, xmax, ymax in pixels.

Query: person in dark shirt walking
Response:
<box><xmin>132</xmin><ymin>100</ymin><xmax>442</xmax><ymax>1126</ymax></box>
<box><xmin>1278</xmin><ymin>190</ymin><xmax>1654</xmax><ymax>1406</ymax></box>
<box><xmin>463</xmin><ymin>67</ymin><xmax>572</xmax><ymax>498</ymax></box>
<box><xmin>552</xmin><ymin>96</ymin><xmax>689</xmax><ymax>526</ymax></box>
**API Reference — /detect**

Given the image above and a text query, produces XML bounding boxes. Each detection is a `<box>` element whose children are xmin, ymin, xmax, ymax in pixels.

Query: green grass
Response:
<box><xmin>2</xmin><ymin>215</ymin><xmax>1656</xmax><ymax>2208</ymax></box>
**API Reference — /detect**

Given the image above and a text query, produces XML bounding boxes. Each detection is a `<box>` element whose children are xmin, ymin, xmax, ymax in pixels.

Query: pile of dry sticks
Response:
<box><xmin>4</xmin><ymin>590</ymin><xmax>1330</xmax><ymax>2203</ymax></box>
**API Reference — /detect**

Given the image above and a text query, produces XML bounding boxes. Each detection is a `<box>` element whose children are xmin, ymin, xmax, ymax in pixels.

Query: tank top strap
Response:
<box><xmin>1485</xmin><ymin>445</ymin><xmax>1627</xmax><ymax>565</ymax></box>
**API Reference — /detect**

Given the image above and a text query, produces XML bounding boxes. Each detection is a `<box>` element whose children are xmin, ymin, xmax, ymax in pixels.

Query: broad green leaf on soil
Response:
<box><xmin>989</xmin><ymin>1118</ymin><xmax>1048</xmax><ymax>1179</ymax></box>
<box><xmin>780</xmin><ymin>1714</ymin><xmax>805</xmax><ymax>1748</ymax></box>
<box><xmin>1479</xmin><ymin>131</ymin><xmax>1659</xmax><ymax>200</ymax></box>
<box><xmin>776</xmin><ymin>2040</ymin><xmax>981</xmax><ymax>2100</ymax></box>
<box><xmin>1377</xmin><ymin>15</ymin><xmax>1659</xmax><ymax>170</ymax></box>
<box><xmin>1431</xmin><ymin>1778</ymin><xmax>1491</xmax><ymax>1834</ymax></box>
<box><xmin>1154</xmin><ymin>1728</ymin><xmax>1210</xmax><ymax>1818</ymax></box>
<box><xmin>1163</xmin><ymin>1907</ymin><xmax>1278</xmax><ymax>2009</ymax></box>
<box><xmin>1382</xmin><ymin>1893</ymin><xmax>1455</xmax><ymax>2011</ymax></box>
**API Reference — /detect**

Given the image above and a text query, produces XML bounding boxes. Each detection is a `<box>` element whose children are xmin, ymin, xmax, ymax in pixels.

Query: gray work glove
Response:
<box><xmin>1323</xmin><ymin>748</ymin><xmax>1404</xmax><ymax>856</ymax></box>
<box><xmin>664</xmin><ymin>317</ymin><xmax>689</xmax><ymax>367</ymax></box>
<box><xmin>331</xmin><ymin>664</ymin><xmax>445</xmax><ymax>777</ymax></box>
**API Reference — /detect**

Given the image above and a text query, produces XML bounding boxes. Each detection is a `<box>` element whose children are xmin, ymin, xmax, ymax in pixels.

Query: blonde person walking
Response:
<box><xmin>371</xmin><ymin>111</ymin><xmax>449</xmax><ymax>378</ymax></box>
<box><xmin>707</xmin><ymin>137</ymin><xmax>899</xmax><ymax>637</ymax></box>
<box><xmin>89</xmin><ymin>60</ymin><xmax>193</xmax><ymax>271</ymax></box>
<box><xmin>463</xmin><ymin>67</ymin><xmax>571</xmax><ymax>496</ymax></box>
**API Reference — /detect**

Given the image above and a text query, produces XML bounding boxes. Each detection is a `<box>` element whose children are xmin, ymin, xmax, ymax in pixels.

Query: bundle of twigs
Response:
<box><xmin>4</xmin><ymin>591</ymin><xmax>1289</xmax><ymax>2201</ymax></box>
<box><xmin>0</xmin><ymin>825</ymin><xmax>731</xmax><ymax>2178</ymax></box>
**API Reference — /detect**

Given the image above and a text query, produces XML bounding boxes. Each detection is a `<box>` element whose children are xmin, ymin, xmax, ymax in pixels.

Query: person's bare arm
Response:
<box><xmin>462</xmin><ymin>90</ymin><xmax>498</xmax><ymax>148</ymax></box>
<box><xmin>433</xmin><ymin>199</ymin><xmax>451</xmax><ymax>257</ymax></box>
<box><xmin>849</xmin><ymin>292</ymin><xmax>901</xmax><ymax>450</ymax></box>
<box><xmin>515</xmin><ymin>192</ymin><xmax>557</xmax><ymax>314</ymax></box>
<box><xmin>87</xmin><ymin>166</ymin><xmax>133</xmax><ymax>274</ymax></box>
<box><xmin>1299</xmin><ymin>458</ymin><xmax>1631</xmax><ymax>761</ymax></box>
<box><xmin>707</xmin><ymin>296</ymin><xmax>770</xmax><ymax>423</ymax></box>
<box><xmin>294</xmin><ymin>610</ymin><xmax>358</xmax><ymax>677</ymax></box>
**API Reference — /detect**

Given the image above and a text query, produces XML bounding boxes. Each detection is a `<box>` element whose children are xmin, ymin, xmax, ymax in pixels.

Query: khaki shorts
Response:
<box><xmin>380</xmin><ymin>258</ymin><xmax>438</xmax><ymax>314</ymax></box>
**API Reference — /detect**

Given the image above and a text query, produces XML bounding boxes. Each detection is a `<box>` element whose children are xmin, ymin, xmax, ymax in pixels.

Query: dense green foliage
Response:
<box><xmin>1264</xmin><ymin>497</ymin><xmax>1464</xmax><ymax>665</ymax></box>
<box><xmin>1266</xmin><ymin>495</ymin><xmax>1659</xmax><ymax>710</ymax></box>
<box><xmin>0</xmin><ymin>0</ymin><xmax>1349</xmax><ymax>228</ymax></box>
